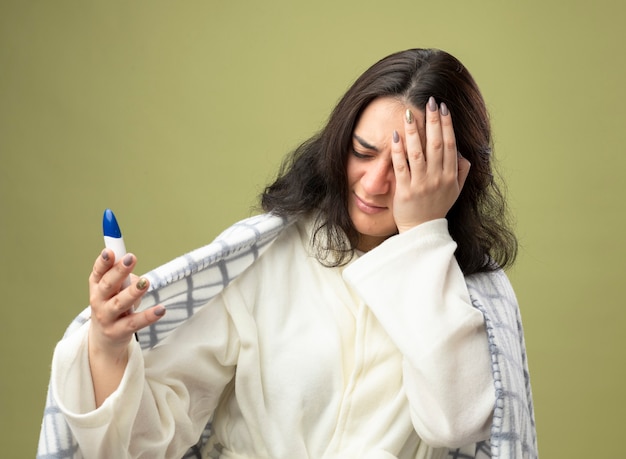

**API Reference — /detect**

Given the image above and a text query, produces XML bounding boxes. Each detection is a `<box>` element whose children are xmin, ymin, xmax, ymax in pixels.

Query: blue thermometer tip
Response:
<box><xmin>103</xmin><ymin>208</ymin><xmax>122</xmax><ymax>238</ymax></box>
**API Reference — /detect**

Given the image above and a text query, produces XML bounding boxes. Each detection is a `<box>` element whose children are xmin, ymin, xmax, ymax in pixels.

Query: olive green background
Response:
<box><xmin>1</xmin><ymin>1</ymin><xmax>624</xmax><ymax>457</ymax></box>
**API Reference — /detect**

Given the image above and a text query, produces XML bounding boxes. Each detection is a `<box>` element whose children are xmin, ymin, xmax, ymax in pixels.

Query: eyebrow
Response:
<box><xmin>353</xmin><ymin>134</ymin><xmax>379</xmax><ymax>152</ymax></box>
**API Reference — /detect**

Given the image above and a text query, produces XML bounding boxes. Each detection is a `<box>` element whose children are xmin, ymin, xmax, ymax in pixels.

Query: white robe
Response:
<box><xmin>38</xmin><ymin>214</ymin><xmax>538</xmax><ymax>459</ymax></box>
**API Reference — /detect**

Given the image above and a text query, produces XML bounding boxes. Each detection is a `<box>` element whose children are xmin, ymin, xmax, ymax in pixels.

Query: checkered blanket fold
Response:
<box><xmin>37</xmin><ymin>213</ymin><xmax>538</xmax><ymax>458</ymax></box>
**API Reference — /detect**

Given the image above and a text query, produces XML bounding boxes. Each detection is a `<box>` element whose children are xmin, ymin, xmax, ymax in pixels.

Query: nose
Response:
<box><xmin>361</xmin><ymin>158</ymin><xmax>394</xmax><ymax>196</ymax></box>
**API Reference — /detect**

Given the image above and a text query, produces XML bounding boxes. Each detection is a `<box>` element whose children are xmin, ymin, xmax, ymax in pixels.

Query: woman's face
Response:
<box><xmin>346</xmin><ymin>96</ymin><xmax>426</xmax><ymax>251</ymax></box>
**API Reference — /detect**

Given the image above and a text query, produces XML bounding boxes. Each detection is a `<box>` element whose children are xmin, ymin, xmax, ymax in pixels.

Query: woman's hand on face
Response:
<box><xmin>390</xmin><ymin>97</ymin><xmax>471</xmax><ymax>233</ymax></box>
<box><xmin>88</xmin><ymin>249</ymin><xmax>165</xmax><ymax>355</ymax></box>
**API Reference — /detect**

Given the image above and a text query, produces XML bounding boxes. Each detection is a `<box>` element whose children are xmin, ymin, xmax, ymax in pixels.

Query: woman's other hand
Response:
<box><xmin>87</xmin><ymin>249</ymin><xmax>165</xmax><ymax>406</ymax></box>
<box><xmin>391</xmin><ymin>96</ymin><xmax>471</xmax><ymax>233</ymax></box>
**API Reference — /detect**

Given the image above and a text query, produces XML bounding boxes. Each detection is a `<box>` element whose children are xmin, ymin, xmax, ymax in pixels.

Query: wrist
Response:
<box><xmin>396</xmin><ymin>217</ymin><xmax>440</xmax><ymax>233</ymax></box>
<box><xmin>88</xmin><ymin>325</ymin><xmax>130</xmax><ymax>364</ymax></box>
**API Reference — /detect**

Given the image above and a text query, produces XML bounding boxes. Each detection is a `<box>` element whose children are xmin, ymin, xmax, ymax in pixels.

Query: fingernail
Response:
<box><xmin>392</xmin><ymin>130</ymin><xmax>399</xmax><ymax>143</ymax></box>
<box><xmin>428</xmin><ymin>96</ymin><xmax>437</xmax><ymax>112</ymax></box>
<box><xmin>101</xmin><ymin>249</ymin><xmax>110</xmax><ymax>261</ymax></box>
<box><xmin>123</xmin><ymin>254</ymin><xmax>134</xmax><ymax>267</ymax></box>
<box><xmin>136</xmin><ymin>278</ymin><xmax>148</xmax><ymax>290</ymax></box>
<box><xmin>440</xmin><ymin>102</ymin><xmax>449</xmax><ymax>116</ymax></box>
<box><xmin>405</xmin><ymin>109</ymin><xmax>413</xmax><ymax>124</ymax></box>
<box><xmin>154</xmin><ymin>305</ymin><xmax>166</xmax><ymax>317</ymax></box>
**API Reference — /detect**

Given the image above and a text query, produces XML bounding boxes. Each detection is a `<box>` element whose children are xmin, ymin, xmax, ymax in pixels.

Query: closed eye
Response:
<box><xmin>351</xmin><ymin>148</ymin><xmax>373</xmax><ymax>159</ymax></box>
<box><xmin>352</xmin><ymin>134</ymin><xmax>379</xmax><ymax>160</ymax></box>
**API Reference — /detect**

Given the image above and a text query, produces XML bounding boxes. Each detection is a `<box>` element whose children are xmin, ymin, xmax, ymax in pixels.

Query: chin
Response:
<box><xmin>350</xmin><ymin>214</ymin><xmax>397</xmax><ymax>242</ymax></box>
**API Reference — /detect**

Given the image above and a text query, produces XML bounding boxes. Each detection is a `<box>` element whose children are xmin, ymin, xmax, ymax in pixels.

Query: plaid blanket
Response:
<box><xmin>37</xmin><ymin>213</ymin><xmax>538</xmax><ymax>458</ymax></box>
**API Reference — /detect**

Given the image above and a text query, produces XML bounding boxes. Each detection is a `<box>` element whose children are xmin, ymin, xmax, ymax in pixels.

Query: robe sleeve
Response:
<box><xmin>50</xmin><ymin>291</ymin><xmax>239</xmax><ymax>459</ymax></box>
<box><xmin>342</xmin><ymin>219</ymin><xmax>494</xmax><ymax>448</ymax></box>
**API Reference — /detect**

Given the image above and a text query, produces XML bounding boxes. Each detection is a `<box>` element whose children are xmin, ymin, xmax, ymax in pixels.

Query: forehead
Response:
<box><xmin>353</xmin><ymin>96</ymin><xmax>425</xmax><ymax>144</ymax></box>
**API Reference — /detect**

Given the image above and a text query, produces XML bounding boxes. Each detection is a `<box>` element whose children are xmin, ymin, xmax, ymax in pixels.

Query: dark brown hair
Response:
<box><xmin>261</xmin><ymin>48</ymin><xmax>517</xmax><ymax>274</ymax></box>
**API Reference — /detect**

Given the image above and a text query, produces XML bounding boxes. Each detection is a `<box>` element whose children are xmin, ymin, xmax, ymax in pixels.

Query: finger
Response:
<box><xmin>440</xmin><ymin>102</ymin><xmax>459</xmax><ymax>175</ymax></box>
<box><xmin>89</xmin><ymin>249</ymin><xmax>118</xmax><ymax>306</ymax></box>
<box><xmin>96</xmin><ymin>304</ymin><xmax>166</xmax><ymax>344</ymax></box>
<box><xmin>106</xmin><ymin>276</ymin><xmax>151</xmax><ymax>319</ymax></box>
<box><xmin>114</xmin><ymin>305</ymin><xmax>167</xmax><ymax>338</ymax></box>
<box><xmin>99</xmin><ymin>253</ymin><xmax>137</xmax><ymax>298</ymax></box>
<box><xmin>457</xmin><ymin>155</ymin><xmax>471</xmax><ymax>190</ymax></box>
<box><xmin>90</xmin><ymin>249</ymin><xmax>115</xmax><ymax>284</ymax></box>
<box><xmin>390</xmin><ymin>130</ymin><xmax>410</xmax><ymax>186</ymax></box>
<box><xmin>425</xmin><ymin>96</ymin><xmax>444</xmax><ymax>173</ymax></box>
<box><xmin>403</xmin><ymin>108</ymin><xmax>426</xmax><ymax>177</ymax></box>
<box><xmin>128</xmin><ymin>273</ymin><xmax>142</xmax><ymax>310</ymax></box>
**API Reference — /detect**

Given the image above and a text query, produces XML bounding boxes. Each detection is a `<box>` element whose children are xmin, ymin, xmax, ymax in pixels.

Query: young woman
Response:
<box><xmin>49</xmin><ymin>49</ymin><xmax>530</xmax><ymax>459</ymax></box>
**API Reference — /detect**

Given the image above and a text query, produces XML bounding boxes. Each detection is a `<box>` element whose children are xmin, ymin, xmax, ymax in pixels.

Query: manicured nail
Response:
<box><xmin>428</xmin><ymin>96</ymin><xmax>437</xmax><ymax>112</ymax></box>
<box><xmin>440</xmin><ymin>102</ymin><xmax>449</xmax><ymax>116</ymax></box>
<box><xmin>101</xmin><ymin>249</ymin><xmax>110</xmax><ymax>261</ymax></box>
<box><xmin>393</xmin><ymin>130</ymin><xmax>399</xmax><ymax>143</ymax></box>
<box><xmin>123</xmin><ymin>254</ymin><xmax>134</xmax><ymax>267</ymax></box>
<box><xmin>154</xmin><ymin>305</ymin><xmax>166</xmax><ymax>317</ymax></box>
<box><xmin>405</xmin><ymin>109</ymin><xmax>413</xmax><ymax>124</ymax></box>
<box><xmin>136</xmin><ymin>278</ymin><xmax>148</xmax><ymax>290</ymax></box>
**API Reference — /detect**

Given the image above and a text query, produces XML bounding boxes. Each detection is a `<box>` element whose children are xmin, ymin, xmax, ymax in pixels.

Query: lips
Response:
<box><xmin>353</xmin><ymin>193</ymin><xmax>387</xmax><ymax>215</ymax></box>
